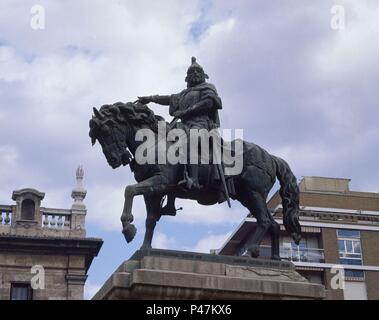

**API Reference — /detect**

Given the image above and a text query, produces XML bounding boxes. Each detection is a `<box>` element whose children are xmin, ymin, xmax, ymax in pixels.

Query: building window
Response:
<box><xmin>280</xmin><ymin>237</ymin><xmax>325</xmax><ymax>263</ymax></box>
<box><xmin>21</xmin><ymin>199</ymin><xmax>35</xmax><ymax>220</ymax></box>
<box><xmin>10</xmin><ymin>283</ymin><xmax>33</xmax><ymax>300</ymax></box>
<box><xmin>338</xmin><ymin>238</ymin><xmax>361</xmax><ymax>257</ymax></box>
<box><xmin>337</xmin><ymin>230</ymin><xmax>360</xmax><ymax>239</ymax></box>
<box><xmin>337</xmin><ymin>229</ymin><xmax>364</xmax><ymax>279</ymax></box>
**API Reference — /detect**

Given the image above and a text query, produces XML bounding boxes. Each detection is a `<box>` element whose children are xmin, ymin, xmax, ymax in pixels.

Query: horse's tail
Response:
<box><xmin>273</xmin><ymin>156</ymin><xmax>301</xmax><ymax>244</ymax></box>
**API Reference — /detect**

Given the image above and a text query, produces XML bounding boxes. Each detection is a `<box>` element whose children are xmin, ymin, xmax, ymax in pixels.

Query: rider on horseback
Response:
<box><xmin>138</xmin><ymin>57</ymin><xmax>223</xmax><ymax>190</ymax></box>
<box><xmin>90</xmin><ymin>58</ymin><xmax>302</xmax><ymax>253</ymax></box>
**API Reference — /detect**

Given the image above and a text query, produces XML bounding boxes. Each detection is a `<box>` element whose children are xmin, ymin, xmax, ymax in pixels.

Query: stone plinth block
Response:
<box><xmin>93</xmin><ymin>249</ymin><xmax>325</xmax><ymax>300</ymax></box>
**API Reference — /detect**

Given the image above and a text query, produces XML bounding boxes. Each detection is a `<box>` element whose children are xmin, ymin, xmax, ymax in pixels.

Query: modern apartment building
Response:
<box><xmin>218</xmin><ymin>176</ymin><xmax>379</xmax><ymax>300</ymax></box>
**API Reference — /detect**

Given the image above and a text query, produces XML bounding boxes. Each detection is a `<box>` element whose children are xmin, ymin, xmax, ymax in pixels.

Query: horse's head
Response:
<box><xmin>89</xmin><ymin>104</ymin><xmax>133</xmax><ymax>169</ymax></box>
<box><xmin>90</xmin><ymin>102</ymin><xmax>165</xmax><ymax>169</ymax></box>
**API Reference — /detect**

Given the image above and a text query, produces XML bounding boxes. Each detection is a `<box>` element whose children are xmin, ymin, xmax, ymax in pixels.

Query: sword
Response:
<box><xmin>169</xmin><ymin>117</ymin><xmax>180</xmax><ymax>129</ymax></box>
<box><xmin>214</xmin><ymin>151</ymin><xmax>231</xmax><ymax>208</ymax></box>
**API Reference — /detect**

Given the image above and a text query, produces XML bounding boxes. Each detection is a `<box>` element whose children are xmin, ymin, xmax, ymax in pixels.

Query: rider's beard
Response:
<box><xmin>187</xmin><ymin>74</ymin><xmax>205</xmax><ymax>87</ymax></box>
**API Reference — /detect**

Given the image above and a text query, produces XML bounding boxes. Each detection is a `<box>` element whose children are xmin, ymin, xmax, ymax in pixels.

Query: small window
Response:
<box><xmin>10</xmin><ymin>283</ymin><xmax>33</xmax><ymax>300</ymax></box>
<box><xmin>337</xmin><ymin>230</ymin><xmax>360</xmax><ymax>239</ymax></box>
<box><xmin>340</xmin><ymin>258</ymin><xmax>362</xmax><ymax>266</ymax></box>
<box><xmin>21</xmin><ymin>199</ymin><xmax>35</xmax><ymax>220</ymax></box>
<box><xmin>345</xmin><ymin>269</ymin><xmax>365</xmax><ymax>278</ymax></box>
<box><xmin>337</xmin><ymin>229</ymin><xmax>364</xmax><ymax>279</ymax></box>
<box><xmin>338</xmin><ymin>239</ymin><xmax>362</xmax><ymax>257</ymax></box>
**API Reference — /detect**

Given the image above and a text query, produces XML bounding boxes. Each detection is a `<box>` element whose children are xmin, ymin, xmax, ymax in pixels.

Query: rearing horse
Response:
<box><xmin>89</xmin><ymin>102</ymin><xmax>301</xmax><ymax>259</ymax></box>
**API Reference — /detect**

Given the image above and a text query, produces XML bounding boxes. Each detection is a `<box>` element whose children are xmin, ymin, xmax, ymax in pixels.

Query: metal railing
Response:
<box><xmin>259</xmin><ymin>245</ymin><xmax>325</xmax><ymax>263</ymax></box>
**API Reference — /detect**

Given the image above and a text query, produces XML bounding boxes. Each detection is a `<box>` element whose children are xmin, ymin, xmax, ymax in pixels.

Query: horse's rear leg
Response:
<box><xmin>141</xmin><ymin>195</ymin><xmax>162</xmax><ymax>250</ymax></box>
<box><xmin>237</xmin><ymin>190</ymin><xmax>272</xmax><ymax>258</ymax></box>
<box><xmin>269</xmin><ymin>216</ymin><xmax>281</xmax><ymax>260</ymax></box>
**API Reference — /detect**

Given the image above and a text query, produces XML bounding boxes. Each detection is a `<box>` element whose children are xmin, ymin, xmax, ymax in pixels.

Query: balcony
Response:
<box><xmin>259</xmin><ymin>245</ymin><xmax>325</xmax><ymax>263</ymax></box>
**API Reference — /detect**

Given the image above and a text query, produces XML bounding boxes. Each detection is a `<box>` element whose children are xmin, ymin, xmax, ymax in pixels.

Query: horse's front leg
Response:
<box><xmin>120</xmin><ymin>175</ymin><xmax>167</xmax><ymax>243</ymax></box>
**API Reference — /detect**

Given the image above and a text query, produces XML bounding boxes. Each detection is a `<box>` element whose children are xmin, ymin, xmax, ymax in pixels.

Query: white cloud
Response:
<box><xmin>272</xmin><ymin>144</ymin><xmax>341</xmax><ymax>176</ymax></box>
<box><xmin>0</xmin><ymin>46</ymin><xmax>27</xmax><ymax>82</ymax></box>
<box><xmin>152</xmin><ymin>231</ymin><xmax>176</xmax><ymax>249</ymax></box>
<box><xmin>0</xmin><ymin>145</ymin><xmax>18</xmax><ymax>165</ymax></box>
<box><xmin>190</xmin><ymin>231</ymin><xmax>232</xmax><ymax>253</ymax></box>
<box><xmin>0</xmin><ymin>146</ymin><xmax>19</xmax><ymax>199</ymax></box>
<box><xmin>313</xmin><ymin>1</ymin><xmax>379</xmax><ymax>80</ymax></box>
<box><xmin>85</xmin><ymin>184</ymin><xmax>148</xmax><ymax>232</ymax></box>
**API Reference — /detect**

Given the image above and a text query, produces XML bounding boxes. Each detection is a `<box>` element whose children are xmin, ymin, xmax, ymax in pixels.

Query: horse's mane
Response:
<box><xmin>98</xmin><ymin>102</ymin><xmax>166</xmax><ymax>132</ymax></box>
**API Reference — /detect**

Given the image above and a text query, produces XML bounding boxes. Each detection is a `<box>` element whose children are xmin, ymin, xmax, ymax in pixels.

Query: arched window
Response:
<box><xmin>21</xmin><ymin>199</ymin><xmax>35</xmax><ymax>220</ymax></box>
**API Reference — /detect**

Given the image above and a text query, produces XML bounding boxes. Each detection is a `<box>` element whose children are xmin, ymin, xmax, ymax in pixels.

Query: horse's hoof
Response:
<box><xmin>248</xmin><ymin>246</ymin><xmax>260</xmax><ymax>258</ymax></box>
<box><xmin>140</xmin><ymin>244</ymin><xmax>152</xmax><ymax>250</ymax></box>
<box><xmin>271</xmin><ymin>255</ymin><xmax>281</xmax><ymax>261</ymax></box>
<box><xmin>122</xmin><ymin>224</ymin><xmax>137</xmax><ymax>243</ymax></box>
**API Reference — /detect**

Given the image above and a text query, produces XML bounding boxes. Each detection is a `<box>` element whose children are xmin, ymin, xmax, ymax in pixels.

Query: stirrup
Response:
<box><xmin>161</xmin><ymin>205</ymin><xmax>183</xmax><ymax>216</ymax></box>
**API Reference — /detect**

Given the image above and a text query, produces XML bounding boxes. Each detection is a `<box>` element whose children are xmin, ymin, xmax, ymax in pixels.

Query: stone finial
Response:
<box><xmin>71</xmin><ymin>165</ymin><xmax>87</xmax><ymax>209</ymax></box>
<box><xmin>76</xmin><ymin>165</ymin><xmax>84</xmax><ymax>189</ymax></box>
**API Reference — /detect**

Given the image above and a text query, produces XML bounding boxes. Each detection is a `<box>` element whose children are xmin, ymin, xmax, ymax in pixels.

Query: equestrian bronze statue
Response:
<box><xmin>89</xmin><ymin>57</ymin><xmax>301</xmax><ymax>260</ymax></box>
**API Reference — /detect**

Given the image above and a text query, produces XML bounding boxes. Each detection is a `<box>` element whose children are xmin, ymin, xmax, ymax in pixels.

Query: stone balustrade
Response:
<box><xmin>41</xmin><ymin>208</ymin><xmax>71</xmax><ymax>229</ymax></box>
<box><xmin>1</xmin><ymin>182</ymin><xmax>87</xmax><ymax>238</ymax></box>
<box><xmin>0</xmin><ymin>203</ymin><xmax>85</xmax><ymax>238</ymax></box>
<box><xmin>0</xmin><ymin>205</ymin><xmax>12</xmax><ymax>226</ymax></box>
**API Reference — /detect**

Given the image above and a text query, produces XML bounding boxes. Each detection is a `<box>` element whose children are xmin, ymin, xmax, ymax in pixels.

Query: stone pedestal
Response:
<box><xmin>93</xmin><ymin>249</ymin><xmax>325</xmax><ymax>300</ymax></box>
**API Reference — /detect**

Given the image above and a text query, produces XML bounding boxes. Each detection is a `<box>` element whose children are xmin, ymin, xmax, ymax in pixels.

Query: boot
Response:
<box><xmin>187</xmin><ymin>164</ymin><xmax>201</xmax><ymax>190</ymax></box>
<box><xmin>160</xmin><ymin>195</ymin><xmax>178</xmax><ymax>216</ymax></box>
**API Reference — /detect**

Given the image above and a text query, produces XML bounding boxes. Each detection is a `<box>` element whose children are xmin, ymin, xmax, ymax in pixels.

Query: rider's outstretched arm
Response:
<box><xmin>149</xmin><ymin>95</ymin><xmax>171</xmax><ymax>105</ymax></box>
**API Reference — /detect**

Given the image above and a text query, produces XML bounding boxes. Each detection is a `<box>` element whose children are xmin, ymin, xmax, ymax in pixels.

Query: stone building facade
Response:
<box><xmin>218</xmin><ymin>176</ymin><xmax>379</xmax><ymax>300</ymax></box>
<box><xmin>0</xmin><ymin>167</ymin><xmax>102</xmax><ymax>300</ymax></box>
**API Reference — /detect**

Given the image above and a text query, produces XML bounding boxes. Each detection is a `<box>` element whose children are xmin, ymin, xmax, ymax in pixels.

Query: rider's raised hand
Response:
<box><xmin>137</xmin><ymin>96</ymin><xmax>151</xmax><ymax>104</ymax></box>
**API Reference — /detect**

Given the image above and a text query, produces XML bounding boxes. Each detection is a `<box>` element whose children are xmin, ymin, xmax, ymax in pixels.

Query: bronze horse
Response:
<box><xmin>89</xmin><ymin>102</ymin><xmax>301</xmax><ymax>259</ymax></box>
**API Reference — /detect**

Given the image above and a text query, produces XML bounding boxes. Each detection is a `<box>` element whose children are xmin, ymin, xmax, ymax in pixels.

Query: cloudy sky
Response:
<box><xmin>1</xmin><ymin>0</ymin><xmax>378</xmax><ymax>298</ymax></box>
